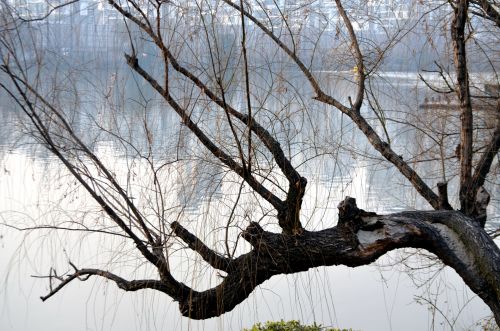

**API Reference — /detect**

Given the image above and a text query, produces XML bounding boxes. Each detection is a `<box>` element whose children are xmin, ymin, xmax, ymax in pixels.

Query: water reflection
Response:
<box><xmin>0</xmin><ymin>69</ymin><xmax>498</xmax><ymax>330</ymax></box>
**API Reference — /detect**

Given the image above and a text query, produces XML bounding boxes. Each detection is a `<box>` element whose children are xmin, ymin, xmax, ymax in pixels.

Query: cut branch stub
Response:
<box><xmin>337</xmin><ymin>196</ymin><xmax>363</xmax><ymax>231</ymax></box>
<box><xmin>279</xmin><ymin>176</ymin><xmax>308</xmax><ymax>235</ymax></box>
<box><xmin>437</xmin><ymin>182</ymin><xmax>453</xmax><ymax>210</ymax></box>
<box><xmin>241</xmin><ymin>221</ymin><xmax>265</xmax><ymax>247</ymax></box>
<box><xmin>337</xmin><ymin>196</ymin><xmax>380</xmax><ymax>238</ymax></box>
<box><xmin>337</xmin><ymin>196</ymin><xmax>364</xmax><ymax>246</ymax></box>
<box><xmin>474</xmin><ymin>186</ymin><xmax>491</xmax><ymax>227</ymax></box>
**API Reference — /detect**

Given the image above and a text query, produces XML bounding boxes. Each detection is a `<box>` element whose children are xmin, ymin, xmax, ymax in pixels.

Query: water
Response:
<box><xmin>0</xmin><ymin>69</ymin><xmax>497</xmax><ymax>331</ymax></box>
<box><xmin>0</xmin><ymin>143</ymin><xmax>493</xmax><ymax>330</ymax></box>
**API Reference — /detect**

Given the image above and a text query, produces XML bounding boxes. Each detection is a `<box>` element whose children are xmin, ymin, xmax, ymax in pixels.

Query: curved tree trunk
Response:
<box><xmin>168</xmin><ymin>198</ymin><xmax>500</xmax><ymax>323</ymax></box>
<box><xmin>134</xmin><ymin>198</ymin><xmax>500</xmax><ymax>323</ymax></box>
<box><xmin>33</xmin><ymin>197</ymin><xmax>500</xmax><ymax>323</ymax></box>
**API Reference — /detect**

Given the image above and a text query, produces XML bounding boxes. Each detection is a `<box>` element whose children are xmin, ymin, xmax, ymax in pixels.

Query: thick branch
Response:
<box><xmin>40</xmin><ymin>266</ymin><xmax>178</xmax><ymax>302</ymax></box>
<box><xmin>452</xmin><ymin>0</ymin><xmax>475</xmax><ymax>214</ymax></box>
<box><xmin>171</xmin><ymin>221</ymin><xmax>232</xmax><ymax>272</ymax></box>
<box><xmin>222</xmin><ymin>0</ymin><xmax>440</xmax><ymax>210</ymax></box>
<box><xmin>36</xmin><ymin>194</ymin><xmax>500</xmax><ymax>324</ymax></box>
<box><xmin>171</xmin><ymin>198</ymin><xmax>500</xmax><ymax>322</ymax></box>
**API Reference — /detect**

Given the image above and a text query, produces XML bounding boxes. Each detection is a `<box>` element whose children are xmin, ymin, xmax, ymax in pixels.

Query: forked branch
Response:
<box><xmin>123</xmin><ymin>53</ymin><xmax>285</xmax><ymax>211</ymax></box>
<box><xmin>171</xmin><ymin>221</ymin><xmax>232</xmax><ymax>272</ymax></box>
<box><xmin>39</xmin><ymin>198</ymin><xmax>500</xmax><ymax>323</ymax></box>
<box><xmin>111</xmin><ymin>0</ymin><xmax>307</xmax><ymax>234</ymax></box>
<box><xmin>39</xmin><ymin>265</ymin><xmax>169</xmax><ymax>302</ymax></box>
<box><xmin>222</xmin><ymin>0</ymin><xmax>441</xmax><ymax>210</ymax></box>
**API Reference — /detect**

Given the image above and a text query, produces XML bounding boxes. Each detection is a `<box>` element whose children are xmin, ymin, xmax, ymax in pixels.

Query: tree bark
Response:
<box><xmin>452</xmin><ymin>0</ymin><xmax>476</xmax><ymax>215</ymax></box>
<box><xmin>169</xmin><ymin>198</ymin><xmax>500</xmax><ymax>322</ymax></box>
<box><xmin>41</xmin><ymin>198</ymin><xmax>494</xmax><ymax>323</ymax></box>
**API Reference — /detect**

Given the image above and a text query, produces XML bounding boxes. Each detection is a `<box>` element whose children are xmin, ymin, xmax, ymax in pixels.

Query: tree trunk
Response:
<box><xmin>170</xmin><ymin>198</ymin><xmax>500</xmax><ymax>324</ymax></box>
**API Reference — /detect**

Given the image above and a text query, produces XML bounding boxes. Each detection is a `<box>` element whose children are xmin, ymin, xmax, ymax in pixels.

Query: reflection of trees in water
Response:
<box><xmin>176</xmin><ymin>158</ymin><xmax>225</xmax><ymax>213</ymax></box>
<box><xmin>1</xmin><ymin>69</ymin><xmax>496</xmax><ymax>218</ymax></box>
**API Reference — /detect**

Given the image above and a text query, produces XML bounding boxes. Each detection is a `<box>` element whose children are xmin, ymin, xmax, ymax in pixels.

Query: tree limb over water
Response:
<box><xmin>35</xmin><ymin>197</ymin><xmax>500</xmax><ymax>321</ymax></box>
<box><xmin>0</xmin><ymin>0</ymin><xmax>499</xmax><ymax>326</ymax></box>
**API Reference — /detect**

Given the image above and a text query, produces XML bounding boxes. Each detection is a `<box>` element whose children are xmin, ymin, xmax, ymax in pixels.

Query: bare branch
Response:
<box><xmin>452</xmin><ymin>0</ymin><xmax>475</xmax><ymax>214</ymax></box>
<box><xmin>334</xmin><ymin>0</ymin><xmax>365</xmax><ymax>111</ymax></box>
<box><xmin>221</xmin><ymin>0</ymin><xmax>332</xmax><ymax>104</ymax></box>
<box><xmin>0</xmin><ymin>64</ymin><xmax>167</xmax><ymax>277</ymax></box>
<box><xmin>123</xmin><ymin>53</ymin><xmax>285</xmax><ymax>211</ymax></box>
<box><xmin>171</xmin><ymin>221</ymin><xmax>232</xmax><ymax>272</ymax></box>
<box><xmin>470</xmin><ymin>0</ymin><xmax>500</xmax><ymax>27</ymax></box>
<box><xmin>471</xmin><ymin>107</ymin><xmax>500</xmax><ymax>192</ymax></box>
<box><xmin>3</xmin><ymin>67</ymin><xmax>157</xmax><ymax>245</ymax></box>
<box><xmin>222</xmin><ymin>0</ymin><xmax>441</xmax><ymax>210</ymax></box>
<box><xmin>39</xmin><ymin>265</ymin><xmax>170</xmax><ymax>302</ymax></box>
<box><xmin>17</xmin><ymin>0</ymin><xmax>79</xmax><ymax>23</ymax></box>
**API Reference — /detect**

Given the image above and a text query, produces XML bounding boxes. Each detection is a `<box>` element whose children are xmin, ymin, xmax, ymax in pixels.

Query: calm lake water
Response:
<box><xmin>0</xmin><ymin>70</ymin><xmax>497</xmax><ymax>330</ymax></box>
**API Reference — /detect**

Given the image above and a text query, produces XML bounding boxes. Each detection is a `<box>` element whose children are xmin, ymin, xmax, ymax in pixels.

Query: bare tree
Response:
<box><xmin>0</xmin><ymin>0</ymin><xmax>499</xmax><ymax>325</ymax></box>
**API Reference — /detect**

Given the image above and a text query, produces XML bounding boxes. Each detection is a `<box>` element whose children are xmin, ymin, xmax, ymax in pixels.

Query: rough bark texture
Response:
<box><xmin>167</xmin><ymin>198</ymin><xmax>500</xmax><ymax>322</ymax></box>
<box><xmin>36</xmin><ymin>198</ymin><xmax>500</xmax><ymax>324</ymax></box>
<box><xmin>452</xmin><ymin>0</ymin><xmax>476</xmax><ymax>215</ymax></box>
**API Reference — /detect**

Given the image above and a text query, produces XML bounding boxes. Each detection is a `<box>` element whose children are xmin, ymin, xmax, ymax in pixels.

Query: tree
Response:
<box><xmin>0</xmin><ymin>0</ymin><xmax>499</xmax><ymax>326</ymax></box>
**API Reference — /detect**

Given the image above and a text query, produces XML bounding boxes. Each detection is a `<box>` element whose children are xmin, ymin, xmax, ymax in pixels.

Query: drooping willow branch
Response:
<box><xmin>109</xmin><ymin>0</ymin><xmax>309</xmax><ymax>233</ymax></box>
<box><xmin>221</xmin><ymin>0</ymin><xmax>441</xmax><ymax>210</ymax></box>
